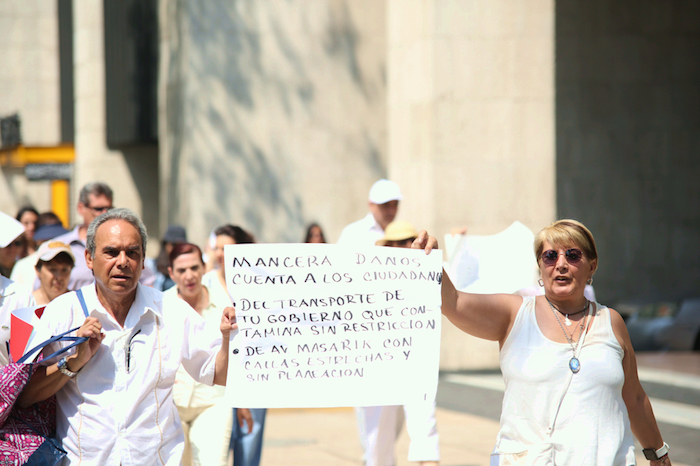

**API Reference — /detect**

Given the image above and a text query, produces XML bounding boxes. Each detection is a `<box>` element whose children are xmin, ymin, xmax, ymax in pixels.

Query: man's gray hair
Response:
<box><xmin>79</xmin><ymin>182</ymin><xmax>113</xmax><ymax>205</ymax></box>
<box><xmin>86</xmin><ymin>208</ymin><xmax>148</xmax><ymax>257</ymax></box>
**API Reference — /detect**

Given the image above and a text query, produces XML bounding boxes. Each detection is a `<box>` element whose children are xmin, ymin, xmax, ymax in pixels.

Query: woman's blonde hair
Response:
<box><xmin>534</xmin><ymin>219</ymin><xmax>598</xmax><ymax>272</ymax></box>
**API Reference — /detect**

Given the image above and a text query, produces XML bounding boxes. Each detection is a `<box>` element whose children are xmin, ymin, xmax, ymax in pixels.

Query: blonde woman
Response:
<box><xmin>414</xmin><ymin>219</ymin><xmax>670</xmax><ymax>466</ymax></box>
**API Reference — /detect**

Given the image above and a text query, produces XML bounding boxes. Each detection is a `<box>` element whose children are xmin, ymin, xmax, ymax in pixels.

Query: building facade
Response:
<box><xmin>1</xmin><ymin>0</ymin><xmax>698</xmax><ymax>368</ymax></box>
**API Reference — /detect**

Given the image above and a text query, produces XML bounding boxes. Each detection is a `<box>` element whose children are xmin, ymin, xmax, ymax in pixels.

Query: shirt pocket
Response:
<box><xmin>128</xmin><ymin>315</ymin><xmax>179</xmax><ymax>387</ymax></box>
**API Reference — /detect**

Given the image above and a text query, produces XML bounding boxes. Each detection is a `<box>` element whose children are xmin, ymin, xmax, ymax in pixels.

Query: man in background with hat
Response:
<box><xmin>0</xmin><ymin>211</ymin><xmax>36</xmax><ymax>366</ymax></box>
<box><xmin>337</xmin><ymin>179</ymin><xmax>402</xmax><ymax>247</ymax></box>
<box><xmin>148</xmin><ymin>224</ymin><xmax>188</xmax><ymax>291</ymax></box>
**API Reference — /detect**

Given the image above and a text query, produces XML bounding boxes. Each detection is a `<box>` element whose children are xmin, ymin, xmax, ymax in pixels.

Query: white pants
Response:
<box><xmin>178</xmin><ymin>402</ymin><xmax>233</xmax><ymax>466</ymax></box>
<box><xmin>356</xmin><ymin>400</ymin><xmax>440</xmax><ymax>466</ymax></box>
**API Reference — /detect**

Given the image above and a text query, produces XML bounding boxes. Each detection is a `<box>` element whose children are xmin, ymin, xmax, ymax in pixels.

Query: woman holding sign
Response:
<box><xmin>202</xmin><ymin>224</ymin><xmax>267</xmax><ymax>466</ymax></box>
<box><xmin>165</xmin><ymin>243</ymin><xmax>253</xmax><ymax>466</ymax></box>
<box><xmin>204</xmin><ymin>224</ymin><xmax>255</xmax><ymax>310</ymax></box>
<box><xmin>415</xmin><ymin>219</ymin><xmax>670</xmax><ymax>466</ymax></box>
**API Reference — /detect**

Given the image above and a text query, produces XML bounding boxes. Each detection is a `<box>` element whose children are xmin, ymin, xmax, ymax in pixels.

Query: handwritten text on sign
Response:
<box><xmin>223</xmin><ymin>243</ymin><xmax>442</xmax><ymax>408</ymax></box>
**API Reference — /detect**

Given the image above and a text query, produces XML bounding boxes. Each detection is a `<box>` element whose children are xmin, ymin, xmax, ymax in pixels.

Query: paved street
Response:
<box><xmin>257</xmin><ymin>352</ymin><xmax>700</xmax><ymax>466</ymax></box>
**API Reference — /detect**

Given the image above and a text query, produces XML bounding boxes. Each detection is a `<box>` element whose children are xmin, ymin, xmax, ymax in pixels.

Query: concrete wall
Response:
<box><xmin>556</xmin><ymin>1</ymin><xmax>700</xmax><ymax>305</ymax></box>
<box><xmin>0</xmin><ymin>1</ymin><xmax>159</xmax><ymax>249</ymax></box>
<box><xmin>160</xmin><ymin>0</ymin><xmax>388</xmax><ymax>246</ymax></box>
<box><xmin>387</xmin><ymin>0</ymin><xmax>556</xmax><ymax>369</ymax></box>
<box><xmin>0</xmin><ymin>0</ymin><xmax>59</xmax><ymax>214</ymax></box>
<box><xmin>72</xmin><ymin>1</ymin><xmax>160</xmax><ymax>249</ymax></box>
<box><xmin>388</xmin><ymin>0</ymin><xmax>556</xmax><ymax>239</ymax></box>
<box><xmin>159</xmin><ymin>0</ymin><xmax>557</xmax><ymax>370</ymax></box>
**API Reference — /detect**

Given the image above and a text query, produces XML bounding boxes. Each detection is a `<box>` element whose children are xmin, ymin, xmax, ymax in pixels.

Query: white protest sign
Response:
<box><xmin>446</xmin><ymin>221</ymin><xmax>539</xmax><ymax>294</ymax></box>
<box><xmin>223</xmin><ymin>243</ymin><xmax>442</xmax><ymax>408</ymax></box>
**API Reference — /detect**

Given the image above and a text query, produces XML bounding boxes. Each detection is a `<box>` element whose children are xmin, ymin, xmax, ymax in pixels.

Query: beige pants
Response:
<box><xmin>178</xmin><ymin>402</ymin><xmax>233</xmax><ymax>466</ymax></box>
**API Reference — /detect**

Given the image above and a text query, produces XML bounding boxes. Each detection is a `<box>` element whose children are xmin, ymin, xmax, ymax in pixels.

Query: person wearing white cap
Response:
<box><xmin>336</xmin><ymin>179</ymin><xmax>403</xmax><ymax>247</ymax></box>
<box><xmin>32</xmin><ymin>241</ymin><xmax>76</xmax><ymax>305</ymax></box>
<box><xmin>0</xmin><ymin>211</ymin><xmax>36</xmax><ymax>366</ymax></box>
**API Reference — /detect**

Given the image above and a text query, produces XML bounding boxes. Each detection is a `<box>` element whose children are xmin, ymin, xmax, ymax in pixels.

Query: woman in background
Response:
<box><xmin>202</xmin><ymin>224</ymin><xmax>266</xmax><ymax>466</ymax></box>
<box><xmin>164</xmin><ymin>242</ymin><xmax>252</xmax><ymax>466</ymax></box>
<box><xmin>16</xmin><ymin>206</ymin><xmax>39</xmax><ymax>257</ymax></box>
<box><xmin>304</xmin><ymin>223</ymin><xmax>326</xmax><ymax>243</ymax></box>
<box><xmin>203</xmin><ymin>224</ymin><xmax>255</xmax><ymax>308</ymax></box>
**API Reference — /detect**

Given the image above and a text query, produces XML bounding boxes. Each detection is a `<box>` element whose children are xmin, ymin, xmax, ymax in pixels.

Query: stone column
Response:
<box><xmin>72</xmin><ymin>1</ymin><xmax>149</xmax><ymax>230</ymax></box>
<box><xmin>387</xmin><ymin>0</ymin><xmax>556</xmax><ymax>369</ymax></box>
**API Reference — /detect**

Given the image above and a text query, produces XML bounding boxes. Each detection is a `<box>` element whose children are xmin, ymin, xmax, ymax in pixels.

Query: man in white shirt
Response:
<box><xmin>336</xmin><ymin>179</ymin><xmax>402</xmax><ymax>247</ymax></box>
<box><xmin>19</xmin><ymin>208</ymin><xmax>236</xmax><ymax>465</ymax></box>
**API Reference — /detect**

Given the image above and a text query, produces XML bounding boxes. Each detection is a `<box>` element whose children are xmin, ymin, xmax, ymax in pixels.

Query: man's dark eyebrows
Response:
<box><xmin>102</xmin><ymin>245</ymin><xmax>141</xmax><ymax>252</ymax></box>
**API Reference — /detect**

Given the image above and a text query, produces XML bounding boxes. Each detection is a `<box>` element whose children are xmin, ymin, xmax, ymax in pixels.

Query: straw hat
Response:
<box><xmin>376</xmin><ymin>220</ymin><xmax>418</xmax><ymax>246</ymax></box>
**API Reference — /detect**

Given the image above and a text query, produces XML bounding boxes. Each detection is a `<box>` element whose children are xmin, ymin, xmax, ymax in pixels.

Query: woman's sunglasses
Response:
<box><xmin>541</xmin><ymin>248</ymin><xmax>583</xmax><ymax>266</ymax></box>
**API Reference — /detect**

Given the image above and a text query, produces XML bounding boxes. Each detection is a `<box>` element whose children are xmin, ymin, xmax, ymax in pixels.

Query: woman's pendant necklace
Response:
<box><xmin>547</xmin><ymin>298</ymin><xmax>589</xmax><ymax>373</ymax></box>
<box><xmin>569</xmin><ymin>357</ymin><xmax>581</xmax><ymax>373</ymax></box>
<box><xmin>547</xmin><ymin>297</ymin><xmax>588</xmax><ymax>327</ymax></box>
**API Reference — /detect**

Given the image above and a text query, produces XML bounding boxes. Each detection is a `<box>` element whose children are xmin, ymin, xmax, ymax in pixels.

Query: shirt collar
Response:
<box><xmin>82</xmin><ymin>283</ymin><xmax>163</xmax><ymax>328</ymax></box>
<box><xmin>362</xmin><ymin>213</ymin><xmax>383</xmax><ymax>233</ymax></box>
<box><xmin>133</xmin><ymin>284</ymin><xmax>163</xmax><ymax>319</ymax></box>
<box><xmin>60</xmin><ymin>226</ymin><xmax>83</xmax><ymax>246</ymax></box>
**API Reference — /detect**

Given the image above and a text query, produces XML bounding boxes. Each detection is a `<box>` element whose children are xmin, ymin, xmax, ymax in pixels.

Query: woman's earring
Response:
<box><xmin>538</xmin><ymin>279</ymin><xmax>544</xmax><ymax>287</ymax></box>
<box><xmin>586</xmin><ymin>277</ymin><xmax>593</xmax><ymax>285</ymax></box>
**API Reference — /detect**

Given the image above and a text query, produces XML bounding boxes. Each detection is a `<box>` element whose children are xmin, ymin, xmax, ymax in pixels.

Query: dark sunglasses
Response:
<box><xmin>87</xmin><ymin>205</ymin><xmax>112</xmax><ymax>213</ymax></box>
<box><xmin>541</xmin><ymin>248</ymin><xmax>583</xmax><ymax>266</ymax></box>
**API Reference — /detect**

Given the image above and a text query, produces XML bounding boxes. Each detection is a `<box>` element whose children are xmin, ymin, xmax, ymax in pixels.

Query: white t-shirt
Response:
<box><xmin>336</xmin><ymin>213</ymin><xmax>384</xmax><ymax>247</ymax></box>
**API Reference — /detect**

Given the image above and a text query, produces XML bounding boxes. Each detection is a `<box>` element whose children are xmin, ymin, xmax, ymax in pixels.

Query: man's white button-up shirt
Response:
<box><xmin>40</xmin><ymin>283</ymin><xmax>221</xmax><ymax>465</ymax></box>
<box><xmin>336</xmin><ymin>213</ymin><xmax>384</xmax><ymax>247</ymax></box>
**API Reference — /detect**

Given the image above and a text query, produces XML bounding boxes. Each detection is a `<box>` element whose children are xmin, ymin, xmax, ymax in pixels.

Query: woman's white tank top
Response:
<box><xmin>494</xmin><ymin>296</ymin><xmax>636</xmax><ymax>465</ymax></box>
